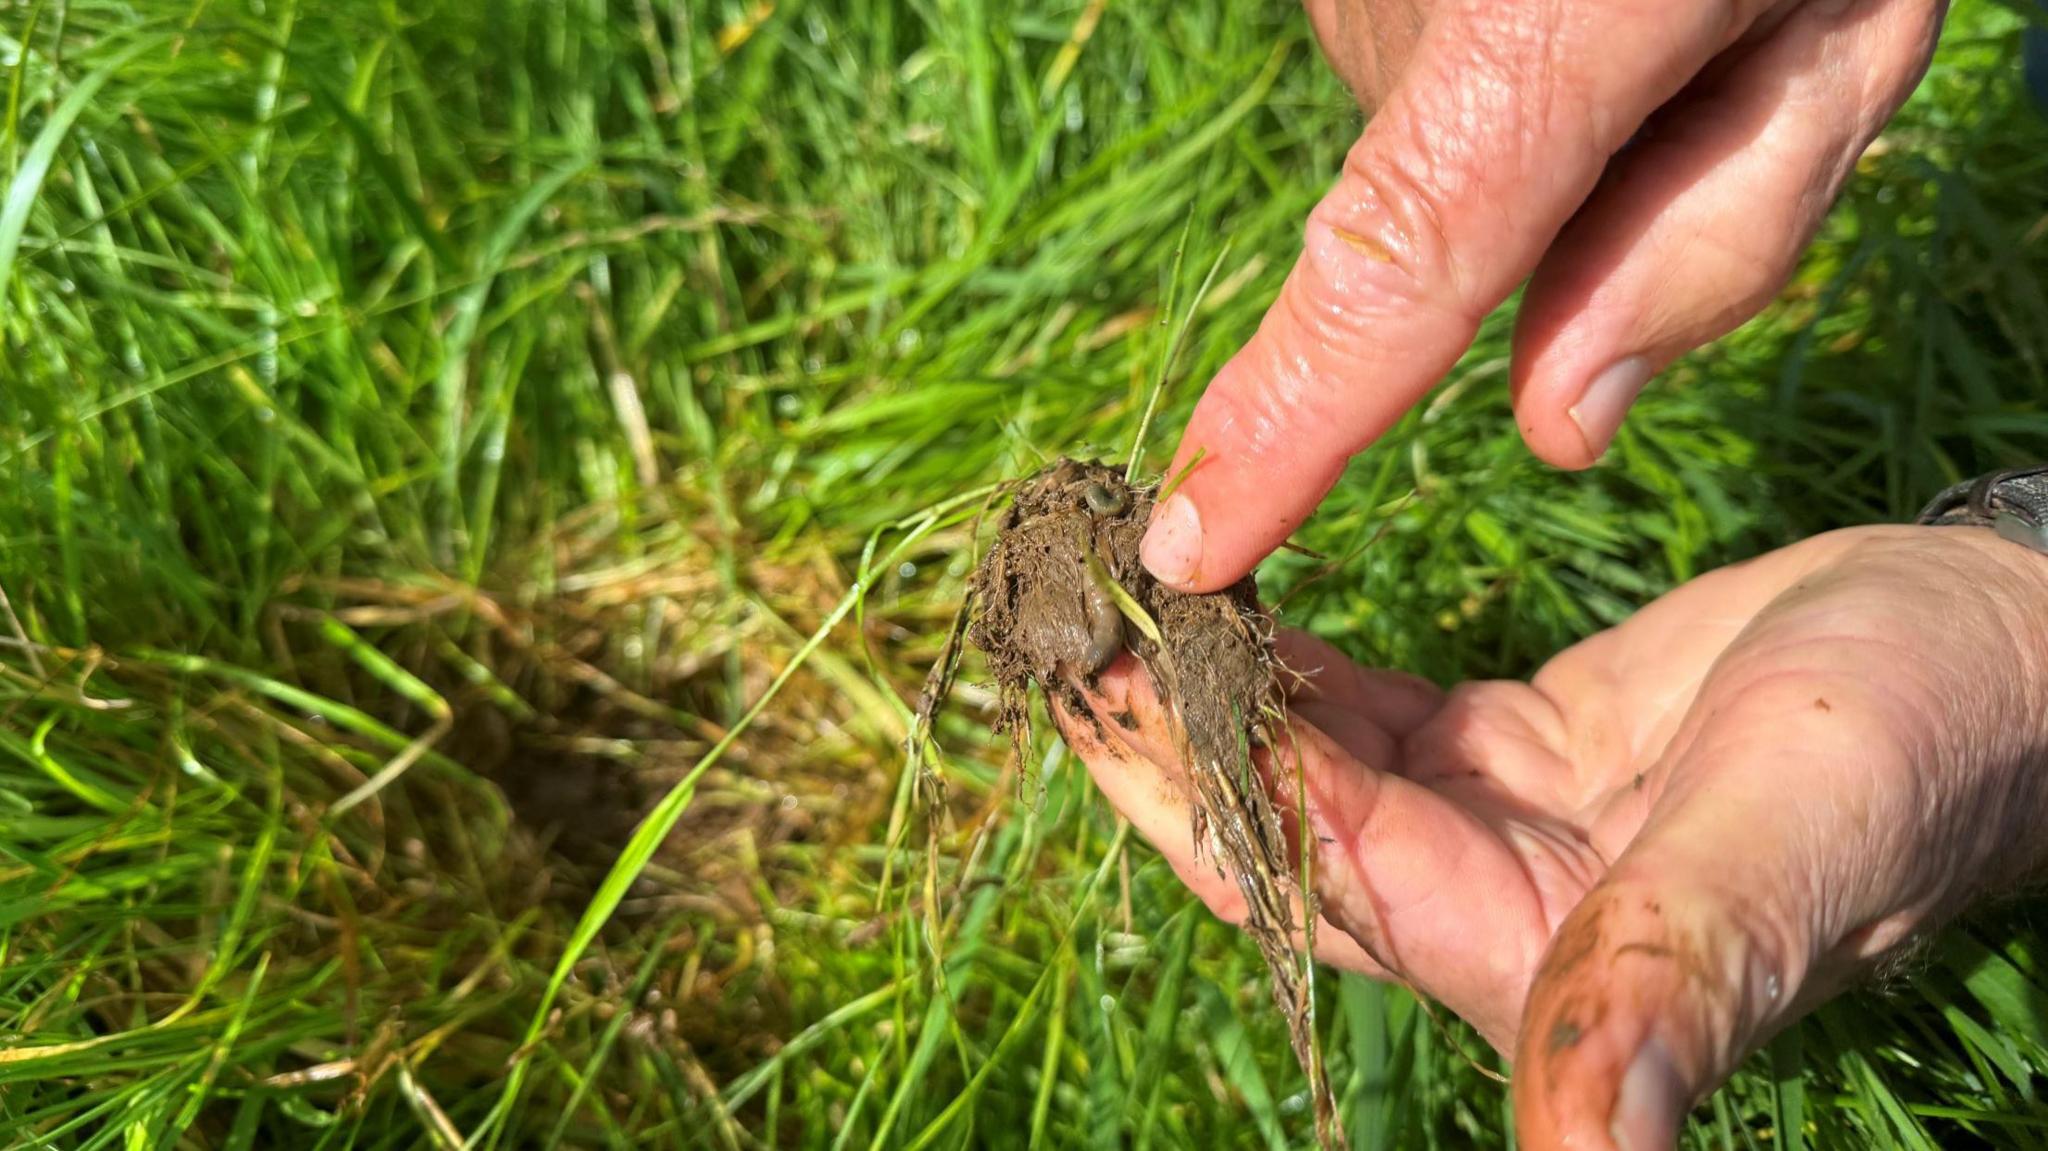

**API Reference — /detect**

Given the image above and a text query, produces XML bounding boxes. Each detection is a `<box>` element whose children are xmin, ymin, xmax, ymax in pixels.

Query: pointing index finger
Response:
<box><xmin>1141</xmin><ymin>0</ymin><xmax>1768</xmax><ymax>591</ymax></box>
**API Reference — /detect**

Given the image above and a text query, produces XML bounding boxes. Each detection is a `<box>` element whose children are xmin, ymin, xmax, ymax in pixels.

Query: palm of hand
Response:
<box><xmin>1062</xmin><ymin>526</ymin><xmax>2048</xmax><ymax>1146</ymax></box>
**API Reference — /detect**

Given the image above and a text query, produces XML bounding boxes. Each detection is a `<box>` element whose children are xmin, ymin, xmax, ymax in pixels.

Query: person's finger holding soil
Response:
<box><xmin>1047</xmin><ymin>661</ymin><xmax>1390</xmax><ymax>979</ymax></box>
<box><xmin>1054</xmin><ymin>633</ymin><xmax>1598</xmax><ymax>1051</ymax></box>
<box><xmin>968</xmin><ymin>458</ymin><xmax>1348</xmax><ymax>1138</ymax></box>
<box><xmin>979</xmin><ymin>3</ymin><xmax>2034</xmax><ymax>1147</ymax></box>
<box><xmin>1048</xmin><ymin>517</ymin><xmax>2048</xmax><ymax>1149</ymax></box>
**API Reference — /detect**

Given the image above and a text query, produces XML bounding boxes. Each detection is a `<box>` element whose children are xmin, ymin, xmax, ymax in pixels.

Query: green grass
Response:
<box><xmin>0</xmin><ymin>0</ymin><xmax>2045</xmax><ymax>1146</ymax></box>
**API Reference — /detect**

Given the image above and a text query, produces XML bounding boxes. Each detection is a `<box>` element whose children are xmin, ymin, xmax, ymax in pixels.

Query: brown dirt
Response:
<box><xmin>965</xmin><ymin>457</ymin><xmax>1342</xmax><ymax>1147</ymax></box>
<box><xmin>967</xmin><ymin>457</ymin><xmax>1275</xmax><ymax>752</ymax></box>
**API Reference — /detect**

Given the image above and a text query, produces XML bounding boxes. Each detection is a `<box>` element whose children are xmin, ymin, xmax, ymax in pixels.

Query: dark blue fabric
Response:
<box><xmin>2029</xmin><ymin>2</ymin><xmax>2048</xmax><ymax>113</ymax></box>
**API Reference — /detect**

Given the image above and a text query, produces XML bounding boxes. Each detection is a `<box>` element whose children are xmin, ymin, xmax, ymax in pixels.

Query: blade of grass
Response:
<box><xmin>1127</xmin><ymin>243</ymin><xmax>1233</xmax><ymax>484</ymax></box>
<box><xmin>0</xmin><ymin>36</ymin><xmax>158</xmax><ymax>304</ymax></box>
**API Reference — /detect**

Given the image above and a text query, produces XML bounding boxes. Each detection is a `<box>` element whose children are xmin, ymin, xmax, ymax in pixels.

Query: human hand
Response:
<box><xmin>1056</xmin><ymin>525</ymin><xmax>2048</xmax><ymax>1148</ymax></box>
<box><xmin>1142</xmin><ymin>0</ymin><xmax>1947</xmax><ymax>592</ymax></box>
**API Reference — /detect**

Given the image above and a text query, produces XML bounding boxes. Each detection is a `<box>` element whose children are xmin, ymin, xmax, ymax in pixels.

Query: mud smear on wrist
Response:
<box><xmin>960</xmin><ymin>457</ymin><xmax>1342</xmax><ymax>1147</ymax></box>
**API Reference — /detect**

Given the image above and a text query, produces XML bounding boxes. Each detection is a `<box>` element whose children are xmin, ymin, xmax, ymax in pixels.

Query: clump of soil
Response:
<box><xmin>965</xmin><ymin>457</ymin><xmax>1341</xmax><ymax>1145</ymax></box>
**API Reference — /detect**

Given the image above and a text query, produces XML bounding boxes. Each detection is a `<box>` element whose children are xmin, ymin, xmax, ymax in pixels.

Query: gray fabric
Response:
<box><xmin>1916</xmin><ymin>465</ymin><xmax>2048</xmax><ymax>554</ymax></box>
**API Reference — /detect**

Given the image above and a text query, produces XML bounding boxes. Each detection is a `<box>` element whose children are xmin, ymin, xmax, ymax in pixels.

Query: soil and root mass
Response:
<box><xmin>965</xmin><ymin>458</ymin><xmax>1342</xmax><ymax>1145</ymax></box>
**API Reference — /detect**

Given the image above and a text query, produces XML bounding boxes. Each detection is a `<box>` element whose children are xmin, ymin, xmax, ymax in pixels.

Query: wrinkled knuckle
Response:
<box><xmin>1439</xmin><ymin>3</ymin><xmax>1618</xmax><ymax>156</ymax></box>
<box><xmin>1883</xmin><ymin>0</ymin><xmax>1943</xmax><ymax>95</ymax></box>
<box><xmin>1844</xmin><ymin>0</ymin><xmax>1943</xmax><ymax>114</ymax></box>
<box><xmin>1442</xmin><ymin>1</ymin><xmax>1559</xmax><ymax>86</ymax></box>
<box><xmin>1310</xmin><ymin>137</ymin><xmax>1467</xmax><ymax>310</ymax></box>
<box><xmin>1709</xmin><ymin>636</ymin><xmax>1937</xmax><ymax>745</ymax></box>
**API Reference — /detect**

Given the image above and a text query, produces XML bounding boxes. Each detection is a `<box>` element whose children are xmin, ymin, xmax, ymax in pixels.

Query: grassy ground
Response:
<box><xmin>2</xmin><ymin>0</ymin><xmax>2047</xmax><ymax>1147</ymax></box>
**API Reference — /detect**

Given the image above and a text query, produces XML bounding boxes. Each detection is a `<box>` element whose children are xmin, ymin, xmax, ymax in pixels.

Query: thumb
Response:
<box><xmin>1513</xmin><ymin>530</ymin><xmax>2048</xmax><ymax>1148</ymax></box>
<box><xmin>1509</xmin><ymin>695</ymin><xmax>1866</xmax><ymax>1150</ymax></box>
<box><xmin>1140</xmin><ymin>0</ymin><xmax>1760</xmax><ymax>592</ymax></box>
<box><xmin>1510</xmin><ymin>856</ymin><xmax>1807</xmax><ymax>1151</ymax></box>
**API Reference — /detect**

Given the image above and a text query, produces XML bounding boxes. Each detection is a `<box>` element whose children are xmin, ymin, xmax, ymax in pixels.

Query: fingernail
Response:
<box><xmin>1568</xmin><ymin>356</ymin><xmax>1654</xmax><ymax>460</ymax></box>
<box><xmin>1141</xmin><ymin>493</ymin><xmax>1202</xmax><ymax>587</ymax></box>
<box><xmin>1611</xmin><ymin>1038</ymin><xmax>1686</xmax><ymax>1151</ymax></box>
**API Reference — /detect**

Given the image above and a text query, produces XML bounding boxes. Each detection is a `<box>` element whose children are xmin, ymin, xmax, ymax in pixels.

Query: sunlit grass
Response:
<box><xmin>0</xmin><ymin>1</ymin><xmax>2044</xmax><ymax>1147</ymax></box>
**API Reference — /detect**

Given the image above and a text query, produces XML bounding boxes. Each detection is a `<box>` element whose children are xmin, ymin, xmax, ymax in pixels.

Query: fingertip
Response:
<box><xmin>1512</xmin><ymin>893</ymin><xmax>1693</xmax><ymax>1151</ymax></box>
<box><xmin>1564</xmin><ymin>356</ymin><xmax>1655</xmax><ymax>463</ymax></box>
<box><xmin>1516</xmin><ymin>1023</ymin><xmax>1688</xmax><ymax>1151</ymax></box>
<box><xmin>1510</xmin><ymin>850</ymin><xmax>1815</xmax><ymax>1151</ymax></box>
<box><xmin>1510</xmin><ymin>271</ymin><xmax>1652</xmax><ymax>470</ymax></box>
<box><xmin>1139</xmin><ymin>464</ymin><xmax>1301</xmax><ymax>594</ymax></box>
<box><xmin>1612</xmin><ymin>1039</ymin><xmax>1687</xmax><ymax>1151</ymax></box>
<box><xmin>1063</xmin><ymin>654</ymin><xmax>1182</xmax><ymax>767</ymax></box>
<box><xmin>1139</xmin><ymin>491</ymin><xmax>1206</xmax><ymax>590</ymax></box>
<box><xmin>1064</xmin><ymin>652</ymin><xmax>1145</xmax><ymax>721</ymax></box>
<box><xmin>1518</xmin><ymin>411</ymin><xmax>1608</xmax><ymax>472</ymax></box>
<box><xmin>1515</xmin><ymin>1020</ymin><xmax>1676</xmax><ymax>1151</ymax></box>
